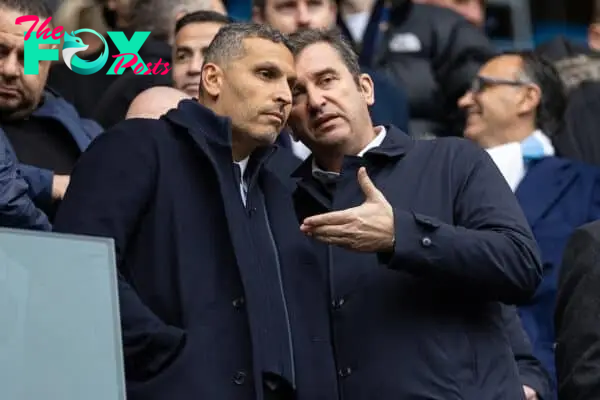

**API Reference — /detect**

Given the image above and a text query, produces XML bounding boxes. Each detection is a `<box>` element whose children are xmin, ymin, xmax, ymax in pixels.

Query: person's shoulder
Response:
<box><xmin>573</xmin><ymin>220</ymin><xmax>600</xmax><ymax>243</ymax></box>
<box><xmin>90</xmin><ymin>118</ymin><xmax>170</xmax><ymax>151</ymax></box>
<box><xmin>551</xmin><ymin>155</ymin><xmax>600</xmax><ymax>177</ymax></box>
<box><xmin>413</xmin><ymin>135</ymin><xmax>484</xmax><ymax>158</ymax></box>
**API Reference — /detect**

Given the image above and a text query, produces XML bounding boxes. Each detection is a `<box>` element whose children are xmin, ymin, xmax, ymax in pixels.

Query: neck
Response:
<box><xmin>341</xmin><ymin>0</ymin><xmax>376</xmax><ymax>14</ymax></box>
<box><xmin>313</xmin><ymin>124</ymin><xmax>379</xmax><ymax>172</ymax></box>
<box><xmin>480</xmin><ymin>123</ymin><xmax>536</xmax><ymax>149</ymax></box>
<box><xmin>231</xmin><ymin>130</ymin><xmax>256</xmax><ymax>162</ymax></box>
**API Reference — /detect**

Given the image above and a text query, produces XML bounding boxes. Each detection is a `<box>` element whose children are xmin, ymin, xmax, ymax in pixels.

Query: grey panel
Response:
<box><xmin>0</xmin><ymin>228</ymin><xmax>125</xmax><ymax>400</ymax></box>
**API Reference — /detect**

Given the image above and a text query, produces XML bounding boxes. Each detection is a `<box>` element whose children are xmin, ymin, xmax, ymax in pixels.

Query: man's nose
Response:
<box><xmin>296</xmin><ymin>3</ymin><xmax>311</xmax><ymax>26</ymax></box>
<box><xmin>275</xmin><ymin>81</ymin><xmax>293</xmax><ymax>106</ymax></box>
<box><xmin>306</xmin><ymin>86</ymin><xmax>326</xmax><ymax>110</ymax></box>
<box><xmin>1</xmin><ymin>52</ymin><xmax>21</xmax><ymax>79</ymax></box>
<box><xmin>458</xmin><ymin>90</ymin><xmax>474</xmax><ymax>109</ymax></box>
<box><xmin>187</xmin><ymin>53</ymin><xmax>203</xmax><ymax>75</ymax></box>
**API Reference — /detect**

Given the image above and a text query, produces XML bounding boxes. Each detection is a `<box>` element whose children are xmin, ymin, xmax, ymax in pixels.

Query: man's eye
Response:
<box><xmin>258</xmin><ymin>69</ymin><xmax>274</xmax><ymax>79</ymax></box>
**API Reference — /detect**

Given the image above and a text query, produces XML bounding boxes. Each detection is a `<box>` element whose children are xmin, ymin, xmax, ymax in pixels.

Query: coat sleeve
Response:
<box><xmin>555</xmin><ymin>224</ymin><xmax>600</xmax><ymax>400</ymax></box>
<box><xmin>503</xmin><ymin>305</ymin><xmax>551</xmax><ymax>400</ymax></box>
<box><xmin>382</xmin><ymin>141</ymin><xmax>542</xmax><ymax>304</ymax></box>
<box><xmin>53</xmin><ymin>122</ymin><xmax>186</xmax><ymax>380</ymax></box>
<box><xmin>0</xmin><ymin>141</ymin><xmax>51</xmax><ymax>231</ymax></box>
<box><xmin>17</xmin><ymin>163</ymin><xmax>54</xmax><ymax>212</ymax></box>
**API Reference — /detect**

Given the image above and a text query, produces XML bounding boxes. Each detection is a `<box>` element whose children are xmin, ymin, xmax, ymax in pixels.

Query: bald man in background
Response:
<box><xmin>126</xmin><ymin>87</ymin><xmax>192</xmax><ymax>119</ymax></box>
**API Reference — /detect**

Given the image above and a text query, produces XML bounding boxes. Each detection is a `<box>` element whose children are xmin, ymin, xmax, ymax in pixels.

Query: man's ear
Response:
<box><xmin>358</xmin><ymin>73</ymin><xmax>375</xmax><ymax>106</ymax></box>
<box><xmin>201</xmin><ymin>63</ymin><xmax>224</xmax><ymax>97</ymax></box>
<box><xmin>517</xmin><ymin>83</ymin><xmax>541</xmax><ymax>117</ymax></box>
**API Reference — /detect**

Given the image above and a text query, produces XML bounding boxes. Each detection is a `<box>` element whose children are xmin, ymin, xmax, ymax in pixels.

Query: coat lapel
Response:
<box><xmin>516</xmin><ymin>157</ymin><xmax>578</xmax><ymax>228</ymax></box>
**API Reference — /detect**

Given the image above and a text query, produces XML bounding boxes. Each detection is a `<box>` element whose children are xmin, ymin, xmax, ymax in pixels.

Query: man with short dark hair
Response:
<box><xmin>93</xmin><ymin>0</ymin><xmax>220</xmax><ymax>129</ymax></box>
<box><xmin>0</xmin><ymin>0</ymin><xmax>102</xmax><ymax>223</ymax></box>
<box><xmin>458</xmin><ymin>51</ymin><xmax>600</xmax><ymax>397</ymax></box>
<box><xmin>252</xmin><ymin>0</ymin><xmax>411</xmax><ymax>159</ymax></box>
<box><xmin>172</xmin><ymin>10</ymin><xmax>231</xmax><ymax>98</ymax></box>
<box><xmin>54</xmin><ymin>23</ymin><xmax>338</xmax><ymax>400</ymax></box>
<box><xmin>286</xmin><ymin>27</ymin><xmax>544</xmax><ymax>399</ymax></box>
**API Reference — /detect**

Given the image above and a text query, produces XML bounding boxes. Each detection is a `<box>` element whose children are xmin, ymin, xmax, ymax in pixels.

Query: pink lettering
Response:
<box><xmin>160</xmin><ymin>63</ymin><xmax>172</xmax><ymax>75</ymax></box>
<box><xmin>16</xmin><ymin>16</ymin><xmax>64</xmax><ymax>41</ymax></box>
<box><xmin>50</xmin><ymin>26</ymin><xmax>64</xmax><ymax>40</ymax></box>
<box><xmin>15</xmin><ymin>15</ymin><xmax>39</xmax><ymax>41</ymax></box>
<box><xmin>133</xmin><ymin>62</ymin><xmax>145</xmax><ymax>75</ymax></box>
<box><xmin>38</xmin><ymin>17</ymin><xmax>53</xmax><ymax>39</ymax></box>
<box><xmin>143</xmin><ymin>63</ymin><xmax>153</xmax><ymax>75</ymax></box>
<box><xmin>112</xmin><ymin>53</ymin><xmax>139</xmax><ymax>74</ymax></box>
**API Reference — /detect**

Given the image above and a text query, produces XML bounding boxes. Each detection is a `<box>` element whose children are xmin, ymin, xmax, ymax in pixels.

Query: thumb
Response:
<box><xmin>357</xmin><ymin>167</ymin><xmax>381</xmax><ymax>200</ymax></box>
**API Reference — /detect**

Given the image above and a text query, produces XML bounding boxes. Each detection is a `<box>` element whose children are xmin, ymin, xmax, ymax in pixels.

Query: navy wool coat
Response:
<box><xmin>53</xmin><ymin>100</ymin><xmax>338</xmax><ymax>400</ymax></box>
<box><xmin>292</xmin><ymin>126</ymin><xmax>543</xmax><ymax>399</ymax></box>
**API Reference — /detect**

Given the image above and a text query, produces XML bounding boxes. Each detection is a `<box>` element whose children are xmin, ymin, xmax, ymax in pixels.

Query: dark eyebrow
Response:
<box><xmin>255</xmin><ymin>61</ymin><xmax>282</xmax><ymax>72</ymax></box>
<box><xmin>175</xmin><ymin>46</ymin><xmax>193</xmax><ymax>53</ymax></box>
<box><xmin>311</xmin><ymin>67</ymin><xmax>338</xmax><ymax>80</ymax></box>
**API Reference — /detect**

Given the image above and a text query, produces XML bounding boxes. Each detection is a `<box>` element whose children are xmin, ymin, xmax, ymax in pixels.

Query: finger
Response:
<box><xmin>357</xmin><ymin>167</ymin><xmax>381</xmax><ymax>200</ymax></box>
<box><xmin>309</xmin><ymin>224</ymin><xmax>353</xmax><ymax>238</ymax></box>
<box><xmin>312</xmin><ymin>234</ymin><xmax>353</xmax><ymax>248</ymax></box>
<box><xmin>303</xmin><ymin>209</ymin><xmax>355</xmax><ymax>227</ymax></box>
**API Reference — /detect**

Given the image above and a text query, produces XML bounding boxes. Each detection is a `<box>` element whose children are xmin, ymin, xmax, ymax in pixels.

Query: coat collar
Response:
<box><xmin>291</xmin><ymin>125</ymin><xmax>413</xmax><ymax>180</ymax></box>
<box><xmin>163</xmin><ymin>99</ymin><xmax>277</xmax><ymax>184</ymax></box>
<box><xmin>516</xmin><ymin>157</ymin><xmax>579</xmax><ymax>228</ymax></box>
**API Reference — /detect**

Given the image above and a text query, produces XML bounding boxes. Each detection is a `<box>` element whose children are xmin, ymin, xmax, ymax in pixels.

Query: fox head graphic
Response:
<box><xmin>60</xmin><ymin>29</ymin><xmax>109</xmax><ymax>75</ymax></box>
<box><xmin>62</xmin><ymin>32</ymin><xmax>89</xmax><ymax>71</ymax></box>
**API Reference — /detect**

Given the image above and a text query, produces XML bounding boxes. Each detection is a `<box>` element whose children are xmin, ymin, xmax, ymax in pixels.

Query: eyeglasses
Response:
<box><xmin>470</xmin><ymin>75</ymin><xmax>531</xmax><ymax>93</ymax></box>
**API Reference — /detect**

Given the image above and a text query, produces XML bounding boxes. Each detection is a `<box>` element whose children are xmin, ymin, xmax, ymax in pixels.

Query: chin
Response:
<box><xmin>250</xmin><ymin>130</ymin><xmax>279</xmax><ymax>145</ymax></box>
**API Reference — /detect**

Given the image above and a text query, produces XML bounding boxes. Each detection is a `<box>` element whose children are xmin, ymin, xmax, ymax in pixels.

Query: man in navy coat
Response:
<box><xmin>286</xmin><ymin>28</ymin><xmax>543</xmax><ymax>399</ymax></box>
<box><xmin>53</xmin><ymin>23</ymin><xmax>337</xmax><ymax>400</ymax></box>
<box><xmin>458</xmin><ymin>51</ymin><xmax>600</xmax><ymax>397</ymax></box>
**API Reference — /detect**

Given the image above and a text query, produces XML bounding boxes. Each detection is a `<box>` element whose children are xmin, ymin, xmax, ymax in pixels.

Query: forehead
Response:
<box><xmin>237</xmin><ymin>37</ymin><xmax>295</xmax><ymax>71</ymax></box>
<box><xmin>480</xmin><ymin>55</ymin><xmax>523</xmax><ymax>78</ymax></box>
<box><xmin>0</xmin><ymin>9</ymin><xmax>33</xmax><ymax>48</ymax></box>
<box><xmin>175</xmin><ymin>22</ymin><xmax>224</xmax><ymax>47</ymax></box>
<box><xmin>295</xmin><ymin>42</ymin><xmax>345</xmax><ymax>79</ymax></box>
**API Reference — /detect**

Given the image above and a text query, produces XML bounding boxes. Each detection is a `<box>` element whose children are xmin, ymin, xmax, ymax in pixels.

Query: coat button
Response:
<box><xmin>232</xmin><ymin>297</ymin><xmax>245</xmax><ymax>309</ymax></box>
<box><xmin>331</xmin><ymin>297</ymin><xmax>345</xmax><ymax>310</ymax></box>
<box><xmin>233</xmin><ymin>370</ymin><xmax>247</xmax><ymax>385</ymax></box>
<box><xmin>338</xmin><ymin>367</ymin><xmax>352</xmax><ymax>378</ymax></box>
<box><xmin>421</xmin><ymin>237</ymin><xmax>432</xmax><ymax>247</ymax></box>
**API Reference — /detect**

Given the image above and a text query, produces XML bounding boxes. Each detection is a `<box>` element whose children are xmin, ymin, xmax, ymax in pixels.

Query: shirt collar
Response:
<box><xmin>311</xmin><ymin>126</ymin><xmax>387</xmax><ymax>182</ymax></box>
<box><xmin>235</xmin><ymin>156</ymin><xmax>250</xmax><ymax>180</ymax></box>
<box><xmin>485</xmin><ymin>130</ymin><xmax>554</xmax><ymax>192</ymax></box>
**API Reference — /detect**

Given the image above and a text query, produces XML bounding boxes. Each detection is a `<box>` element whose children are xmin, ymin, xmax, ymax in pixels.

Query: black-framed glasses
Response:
<box><xmin>470</xmin><ymin>75</ymin><xmax>531</xmax><ymax>93</ymax></box>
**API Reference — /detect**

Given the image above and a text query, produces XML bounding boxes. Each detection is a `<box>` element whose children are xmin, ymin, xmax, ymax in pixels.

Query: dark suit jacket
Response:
<box><xmin>515</xmin><ymin>157</ymin><xmax>600</xmax><ymax>395</ymax></box>
<box><xmin>53</xmin><ymin>100</ymin><xmax>338</xmax><ymax>400</ymax></box>
<box><xmin>555</xmin><ymin>221</ymin><xmax>600</xmax><ymax>400</ymax></box>
<box><xmin>292</xmin><ymin>126</ymin><xmax>542</xmax><ymax>399</ymax></box>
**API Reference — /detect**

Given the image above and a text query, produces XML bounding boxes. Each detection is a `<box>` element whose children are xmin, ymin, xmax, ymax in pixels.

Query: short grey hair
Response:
<box><xmin>202</xmin><ymin>22</ymin><xmax>291</xmax><ymax>68</ymax></box>
<box><xmin>128</xmin><ymin>0</ymin><xmax>212</xmax><ymax>42</ymax></box>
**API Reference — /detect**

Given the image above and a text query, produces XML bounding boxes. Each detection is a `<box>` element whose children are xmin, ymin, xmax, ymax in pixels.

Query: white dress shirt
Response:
<box><xmin>312</xmin><ymin>126</ymin><xmax>387</xmax><ymax>181</ymax></box>
<box><xmin>484</xmin><ymin>130</ymin><xmax>555</xmax><ymax>192</ymax></box>
<box><xmin>234</xmin><ymin>156</ymin><xmax>249</xmax><ymax>205</ymax></box>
